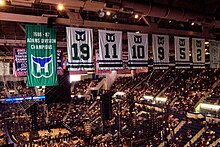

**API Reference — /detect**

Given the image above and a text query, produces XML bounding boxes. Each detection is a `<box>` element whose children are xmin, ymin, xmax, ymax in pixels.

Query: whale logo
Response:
<box><xmin>31</xmin><ymin>54</ymin><xmax>54</xmax><ymax>78</ymax></box>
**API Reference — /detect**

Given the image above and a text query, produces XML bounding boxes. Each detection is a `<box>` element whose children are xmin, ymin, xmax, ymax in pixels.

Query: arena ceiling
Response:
<box><xmin>0</xmin><ymin>0</ymin><xmax>220</xmax><ymax>58</ymax></box>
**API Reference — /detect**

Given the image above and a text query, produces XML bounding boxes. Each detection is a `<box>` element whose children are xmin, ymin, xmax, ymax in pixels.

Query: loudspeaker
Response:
<box><xmin>45</xmin><ymin>70</ymin><xmax>71</xmax><ymax>104</ymax></box>
<box><xmin>47</xmin><ymin>17</ymin><xmax>56</xmax><ymax>28</ymax></box>
<box><xmin>91</xmin><ymin>90</ymin><xmax>98</xmax><ymax>97</ymax></box>
<box><xmin>101</xmin><ymin>93</ymin><xmax>112</xmax><ymax>121</ymax></box>
<box><xmin>30</xmin><ymin>104</ymin><xmax>38</xmax><ymax>130</ymax></box>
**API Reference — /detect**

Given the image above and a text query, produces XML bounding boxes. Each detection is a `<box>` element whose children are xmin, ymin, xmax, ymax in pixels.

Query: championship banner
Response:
<box><xmin>127</xmin><ymin>32</ymin><xmax>148</xmax><ymax>69</ymax></box>
<box><xmin>66</xmin><ymin>27</ymin><xmax>94</xmax><ymax>71</ymax></box>
<box><xmin>13</xmin><ymin>48</ymin><xmax>27</xmax><ymax>76</ymax></box>
<box><xmin>209</xmin><ymin>41</ymin><xmax>220</xmax><ymax>68</ymax></box>
<box><xmin>174</xmin><ymin>36</ymin><xmax>190</xmax><ymax>68</ymax></box>
<box><xmin>152</xmin><ymin>34</ymin><xmax>169</xmax><ymax>69</ymax></box>
<box><xmin>26</xmin><ymin>24</ymin><xmax>58</xmax><ymax>87</ymax></box>
<box><xmin>57</xmin><ymin>49</ymin><xmax>64</xmax><ymax>75</ymax></box>
<box><xmin>0</xmin><ymin>62</ymin><xmax>10</xmax><ymax>76</ymax></box>
<box><xmin>192</xmin><ymin>38</ymin><xmax>205</xmax><ymax>68</ymax></box>
<box><xmin>98</xmin><ymin>30</ymin><xmax>123</xmax><ymax>69</ymax></box>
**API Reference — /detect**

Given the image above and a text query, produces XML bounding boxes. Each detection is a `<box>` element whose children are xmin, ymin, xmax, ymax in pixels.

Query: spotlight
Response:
<box><xmin>106</xmin><ymin>11</ymin><xmax>111</xmax><ymax>16</ymax></box>
<box><xmin>57</xmin><ymin>3</ymin><xmax>64</xmax><ymax>11</ymax></box>
<box><xmin>0</xmin><ymin>0</ymin><xmax>6</xmax><ymax>6</ymax></box>
<box><xmin>134</xmin><ymin>14</ymin><xmax>139</xmax><ymax>19</ymax></box>
<box><xmin>179</xmin><ymin>23</ymin><xmax>184</xmax><ymax>28</ymax></box>
<box><xmin>112</xmin><ymin>13</ymin><xmax>117</xmax><ymax>19</ymax></box>
<box><xmin>204</xmin><ymin>41</ymin><xmax>209</xmax><ymax>45</ymax></box>
<box><xmin>98</xmin><ymin>9</ymin><xmax>105</xmax><ymax>18</ymax></box>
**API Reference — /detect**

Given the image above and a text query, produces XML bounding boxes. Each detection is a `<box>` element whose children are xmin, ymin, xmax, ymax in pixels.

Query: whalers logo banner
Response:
<box><xmin>127</xmin><ymin>32</ymin><xmax>148</xmax><ymax>69</ymax></box>
<box><xmin>66</xmin><ymin>27</ymin><xmax>94</xmax><ymax>71</ymax></box>
<box><xmin>98</xmin><ymin>30</ymin><xmax>123</xmax><ymax>69</ymax></box>
<box><xmin>174</xmin><ymin>36</ymin><xmax>190</xmax><ymax>68</ymax></box>
<box><xmin>209</xmin><ymin>41</ymin><xmax>220</xmax><ymax>68</ymax></box>
<box><xmin>26</xmin><ymin>24</ymin><xmax>58</xmax><ymax>87</ymax></box>
<box><xmin>152</xmin><ymin>34</ymin><xmax>169</xmax><ymax>69</ymax></box>
<box><xmin>192</xmin><ymin>38</ymin><xmax>205</xmax><ymax>68</ymax></box>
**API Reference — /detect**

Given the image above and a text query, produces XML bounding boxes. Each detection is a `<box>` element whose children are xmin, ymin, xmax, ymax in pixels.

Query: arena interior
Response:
<box><xmin>0</xmin><ymin>0</ymin><xmax>220</xmax><ymax>147</ymax></box>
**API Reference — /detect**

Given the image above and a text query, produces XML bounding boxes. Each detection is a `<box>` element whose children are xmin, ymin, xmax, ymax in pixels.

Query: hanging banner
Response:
<box><xmin>57</xmin><ymin>49</ymin><xmax>64</xmax><ymax>75</ymax></box>
<box><xmin>13</xmin><ymin>48</ymin><xmax>27</xmax><ymax>77</ymax></box>
<box><xmin>209</xmin><ymin>41</ymin><xmax>220</xmax><ymax>68</ymax></box>
<box><xmin>66</xmin><ymin>27</ymin><xmax>94</xmax><ymax>71</ymax></box>
<box><xmin>14</xmin><ymin>48</ymin><xmax>64</xmax><ymax>77</ymax></box>
<box><xmin>152</xmin><ymin>34</ymin><xmax>169</xmax><ymax>69</ymax></box>
<box><xmin>0</xmin><ymin>62</ymin><xmax>10</xmax><ymax>76</ymax></box>
<box><xmin>127</xmin><ymin>32</ymin><xmax>148</xmax><ymax>69</ymax></box>
<box><xmin>174</xmin><ymin>36</ymin><xmax>190</xmax><ymax>68</ymax></box>
<box><xmin>98</xmin><ymin>30</ymin><xmax>123</xmax><ymax>69</ymax></box>
<box><xmin>95</xmin><ymin>49</ymin><xmax>111</xmax><ymax>75</ymax></box>
<box><xmin>192</xmin><ymin>38</ymin><xmax>205</xmax><ymax>68</ymax></box>
<box><xmin>26</xmin><ymin>24</ymin><xmax>58</xmax><ymax>87</ymax></box>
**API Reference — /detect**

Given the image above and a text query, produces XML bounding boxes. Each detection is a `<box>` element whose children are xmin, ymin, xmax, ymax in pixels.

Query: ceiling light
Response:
<box><xmin>0</xmin><ymin>0</ymin><xmax>6</xmax><ymax>6</ymax></box>
<box><xmin>106</xmin><ymin>11</ymin><xmax>111</xmax><ymax>16</ymax></box>
<box><xmin>57</xmin><ymin>3</ymin><xmax>64</xmax><ymax>11</ymax></box>
<box><xmin>135</xmin><ymin>31</ymin><xmax>140</xmax><ymax>34</ymax></box>
<box><xmin>191</xmin><ymin>22</ymin><xmax>195</xmax><ymax>26</ymax></box>
<box><xmin>179</xmin><ymin>23</ymin><xmax>184</xmax><ymax>27</ymax></box>
<box><xmin>134</xmin><ymin>14</ymin><xmax>139</xmax><ymax>19</ymax></box>
<box><xmin>98</xmin><ymin>9</ymin><xmax>105</xmax><ymax>18</ymax></box>
<box><xmin>169</xmin><ymin>20</ymin><xmax>172</xmax><ymax>23</ymax></box>
<box><xmin>204</xmin><ymin>41</ymin><xmax>209</xmax><ymax>45</ymax></box>
<box><xmin>112</xmin><ymin>13</ymin><xmax>117</xmax><ymax>19</ymax></box>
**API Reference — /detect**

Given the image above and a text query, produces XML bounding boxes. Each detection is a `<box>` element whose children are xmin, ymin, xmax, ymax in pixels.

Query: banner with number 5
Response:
<box><xmin>174</xmin><ymin>36</ymin><xmax>190</xmax><ymax>68</ymax></box>
<box><xmin>127</xmin><ymin>32</ymin><xmax>148</xmax><ymax>69</ymax></box>
<box><xmin>192</xmin><ymin>38</ymin><xmax>205</xmax><ymax>68</ymax></box>
<box><xmin>152</xmin><ymin>34</ymin><xmax>169</xmax><ymax>69</ymax></box>
<box><xmin>66</xmin><ymin>27</ymin><xmax>94</xmax><ymax>71</ymax></box>
<box><xmin>98</xmin><ymin>30</ymin><xmax>123</xmax><ymax>70</ymax></box>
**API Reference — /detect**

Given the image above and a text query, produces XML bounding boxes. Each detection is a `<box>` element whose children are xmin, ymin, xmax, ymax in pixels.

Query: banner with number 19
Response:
<box><xmin>66</xmin><ymin>27</ymin><xmax>94</xmax><ymax>71</ymax></box>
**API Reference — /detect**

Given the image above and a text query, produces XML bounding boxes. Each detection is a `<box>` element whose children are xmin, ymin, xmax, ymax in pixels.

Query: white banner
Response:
<box><xmin>192</xmin><ymin>38</ymin><xmax>205</xmax><ymax>68</ymax></box>
<box><xmin>174</xmin><ymin>36</ymin><xmax>190</xmax><ymax>68</ymax></box>
<box><xmin>209</xmin><ymin>41</ymin><xmax>220</xmax><ymax>68</ymax></box>
<box><xmin>98</xmin><ymin>30</ymin><xmax>123</xmax><ymax>69</ymax></box>
<box><xmin>127</xmin><ymin>32</ymin><xmax>148</xmax><ymax>69</ymax></box>
<box><xmin>66</xmin><ymin>27</ymin><xmax>94</xmax><ymax>71</ymax></box>
<box><xmin>0</xmin><ymin>62</ymin><xmax>10</xmax><ymax>76</ymax></box>
<box><xmin>152</xmin><ymin>34</ymin><xmax>169</xmax><ymax>69</ymax></box>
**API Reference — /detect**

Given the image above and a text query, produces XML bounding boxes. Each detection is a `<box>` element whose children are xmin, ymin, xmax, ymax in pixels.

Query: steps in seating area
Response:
<box><xmin>192</xmin><ymin>123</ymin><xmax>220</xmax><ymax>147</ymax></box>
<box><xmin>62</xmin><ymin>122</ymin><xmax>75</xmax><ymax>134</ymax></box>
<box><xmin>169</xmin><ymin>119</ymin><xmax>203</xmax><ymax>146</ymax></box>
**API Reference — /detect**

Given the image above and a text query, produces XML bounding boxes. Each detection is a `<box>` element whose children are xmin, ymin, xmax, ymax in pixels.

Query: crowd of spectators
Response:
<box><xmin>193</xmin><ymin>122</ymin><xmax>220</xmax><ymax>147</ymax></box>
<box><xmin>0</xmin><ymin>81</ymin><xmax>7</xmax><ymax>99</ymax></box>
<box><xmin>0</xmin><ymin>68</ymin><xmax>219</xmax><ymax>146</ymax></box>
<box><xmin>89</xmin><ymin>77</ymin><xmax>104</xmax><ymax>88</ymax></box>
<box><xmin>6</xmin><ymin>80</ymin><xmax>36</xmax><ymax>98</ymax></box>
<box><xmin>71</xmin><ymin>78</ymin><xmax>92</xmax><ymax>95</ymax></box>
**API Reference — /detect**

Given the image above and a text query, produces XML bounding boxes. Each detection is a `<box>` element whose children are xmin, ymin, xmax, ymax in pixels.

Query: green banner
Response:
<box><xmin>26</xmin><ymin>24</ymin><xmax>58</xmax><ymax>87</ymax></box>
